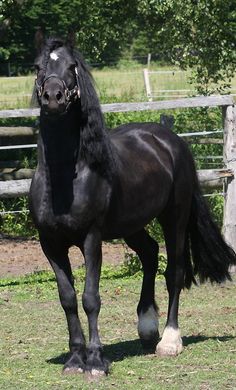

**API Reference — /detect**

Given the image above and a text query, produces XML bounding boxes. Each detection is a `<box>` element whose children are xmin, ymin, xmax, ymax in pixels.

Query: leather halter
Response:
<box><xmin>35</xmin><ymin>65</ymin><xmax>80</xmax><ymax>111</ymax></box>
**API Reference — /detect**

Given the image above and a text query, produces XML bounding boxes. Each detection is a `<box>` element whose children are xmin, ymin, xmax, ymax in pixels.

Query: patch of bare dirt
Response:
<box><xmin>0</xmin><ymin>237</ymin><xmax>126</xmax><ymax>277</ymax></box>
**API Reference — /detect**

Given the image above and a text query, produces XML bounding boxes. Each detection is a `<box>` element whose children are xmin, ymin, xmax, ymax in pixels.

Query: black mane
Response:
<box><xmin>72</xmin><ymin>48</ymin><xmax>116</xmax><ymax>182</ymax></box>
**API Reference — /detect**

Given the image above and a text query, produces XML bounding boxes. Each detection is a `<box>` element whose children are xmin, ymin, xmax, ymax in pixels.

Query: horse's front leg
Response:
<box><xmin>40</xmin><ymin>235</ymin><xmax>86</xmax><ymax>373</ymax></box>
<box><xmin>82</xmin><ymin>227</ymin><xmax>109</xmax><ymax>376</ymax></box>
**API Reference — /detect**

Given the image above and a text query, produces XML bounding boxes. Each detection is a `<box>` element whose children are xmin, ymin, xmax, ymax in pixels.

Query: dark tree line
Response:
<box><xmin>0</xmin><ymin>0</ymin><xmax>138</xmax><ymax>64</ymax></box>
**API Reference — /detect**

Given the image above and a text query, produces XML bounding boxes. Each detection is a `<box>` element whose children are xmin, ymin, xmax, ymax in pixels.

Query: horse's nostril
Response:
<box><xmin>43</xmin><ymin>91</ymin><xmax>50</xmax><ymax>101</ymax></box>
<box><xmin>56</xmin><ymin>91</ymin><xmax>63</xmax><ymax>101</ymax></box>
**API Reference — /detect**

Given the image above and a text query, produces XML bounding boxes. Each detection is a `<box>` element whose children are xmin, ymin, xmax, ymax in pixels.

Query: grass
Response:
<box><xmin>0</xmin><ymin>267</ymin><xmax>236</xmax><ymax>389</ymax></box>
<box><xmin>0</xmin><ymin>76</ymin><xmax>35</xmax><ymax>109</ymax></box>
<box><xmin>0</xmin><ymin>65</ymin><xmax>235</xmax><ymax>109</ymax></box>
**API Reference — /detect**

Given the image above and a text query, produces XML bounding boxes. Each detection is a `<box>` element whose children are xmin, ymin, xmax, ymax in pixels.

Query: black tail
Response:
<box><xmin>185</xmin><ymin>184</ymin><xmax>236</xmax><ymax>287</ymax></box>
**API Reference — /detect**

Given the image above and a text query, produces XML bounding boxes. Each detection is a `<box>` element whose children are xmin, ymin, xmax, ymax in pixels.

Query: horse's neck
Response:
<box><xmin>37</xmin><ymin>113</ymin><xmax>80</xmax><ymax>214</ymax></box>
<box><xmin>38</xmin><ymin>113</ymin><xmax>79</xmax><ymax>169</ymax></box>
<box><xmin>38</xmin><ymin>108</ymin><xmax>115</xmax><ymax>185</ymax></box>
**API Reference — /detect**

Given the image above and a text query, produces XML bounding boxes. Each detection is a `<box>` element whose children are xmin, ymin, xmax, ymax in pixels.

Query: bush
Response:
<box><xmin>123</xmin><ymin>248</ymin><xmax>167</xmax><ymax>277</ymax></box>
<box><xmin>0</xmin><ymin>197</ymin><xmax>37</xmax><ymax>238</ymax></box>
<box><xmin>205</xmin><ymin>193</ymin><xmax>224</xmax><ymax>229</ymax></box>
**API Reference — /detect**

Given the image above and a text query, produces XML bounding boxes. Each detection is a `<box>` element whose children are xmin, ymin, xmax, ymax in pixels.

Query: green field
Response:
<box><xmin>0</xmin><ymin>268</ymin><xmax>236</xmax><ymax>390</ymax></box>
<box><xmin>0</xmin><ymin>66</ymin><xmax>235</xmax><ymax>109</ymax></box>
<box><xmin>0</xmin><ymin>69</ymin><xmax>147</xmax><ymax>109</ymax></box>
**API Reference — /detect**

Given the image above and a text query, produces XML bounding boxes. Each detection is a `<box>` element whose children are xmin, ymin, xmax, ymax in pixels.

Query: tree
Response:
<box><xmin>0</xmin><ymin>0</ymin><xmax>137</xmax><ymax>65</ymax></box>
<box><xmin>137</xmin><ymin>0</ymin><xmax>236</xmax><ymax>94</ymax></box>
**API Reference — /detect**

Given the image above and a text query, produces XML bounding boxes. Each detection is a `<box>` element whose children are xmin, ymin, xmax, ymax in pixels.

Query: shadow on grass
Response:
<box><xmin>183</xmin><ymin>334</ymin><xmax>234</xmax><ymax>346</ymax></box>
<box><xmin>47</xmin><ymin>338</ymin><xmax>149</xmax><ymax>366</ymax></box>
<box><xmin>47</xmin><ymin>334</ymin><xmax>235</xmax><ymax>366</ymax></box>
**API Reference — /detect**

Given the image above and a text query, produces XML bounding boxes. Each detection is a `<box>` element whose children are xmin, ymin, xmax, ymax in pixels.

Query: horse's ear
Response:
<box><xmin>66</xmin><ymin>29</ymin><xmax>77</xmax><ymax>49</ymax></box>
<box><xmin>35</xmin><ymin>27</ymin><xmax>45</xmax><ymax>53</ymax></box>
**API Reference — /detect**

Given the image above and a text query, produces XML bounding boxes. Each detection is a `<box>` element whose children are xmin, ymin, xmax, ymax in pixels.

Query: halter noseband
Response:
<box><xmin>35</xmin><ymin>65</ymin><xmax>80</xmax><ymax>111</ymax></box>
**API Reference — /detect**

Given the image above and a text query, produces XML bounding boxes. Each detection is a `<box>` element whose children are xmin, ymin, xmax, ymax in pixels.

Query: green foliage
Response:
<box><xmin>123</xmin><ymin>251</ymin><xmax>142</xmax><ymax>277</ymax></box>
<box><xmin>173</xmin><ymin>107</ymin><xmax>223</xmax><ymax>169</ymax></box>
<box><xmin>0</xmin><ymin>197</ymin><xmax>38</xmax><ymax>238</ymax></box>
<box><xmin>1</xmin><ymin>0</ymin><xmax>235</xmax><ymax>95</ymax></box>
<box><xmin>0</xmin><ymin>0</ymin><xmax>137</xmax><ymax>65</ymax></box>
<box><xmin>123</xmin><ymin>247</ymin><xmax>166</xmax><ymax>277</ymax></box>
<box><xmin>137</xmin><ymin>0</ymin><xmax>236</xmax><ymax>94</ymax></box>
<box><xmin>0</xmin><ymin>269</ymin><xmax>55</xmax><ymax>288</ymax></box>
<box><xmin>147</xmin><ymin>219</ymin><xmax>164</xmax><ymax>243</ymax></box>
<box><xmin>206</xmin><ymin>193</ymin><xmax>224</xmax><ymax>229</ymax></box>
<box><xmin>105</xmin><ymin>110</ymin><xmax>161</xmax><ymax>129</ymax></box>
<box><xmin>174</xmin><ymin>107</ymin><xmax>222</xmax><ymax>133</ymax></box>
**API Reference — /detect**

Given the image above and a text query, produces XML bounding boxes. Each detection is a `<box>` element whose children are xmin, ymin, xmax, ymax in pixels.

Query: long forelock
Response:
<box><xmin>42</xmin><ymin>37</ymin><xmax>64</xmax><ymax>73</ymax></box>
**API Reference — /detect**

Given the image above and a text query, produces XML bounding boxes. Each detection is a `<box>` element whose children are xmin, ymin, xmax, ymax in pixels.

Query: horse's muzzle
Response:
<box><xmin>41</xmin><ymin>79</ymin><xmax>67</xmax><ymax>115</ymax></box>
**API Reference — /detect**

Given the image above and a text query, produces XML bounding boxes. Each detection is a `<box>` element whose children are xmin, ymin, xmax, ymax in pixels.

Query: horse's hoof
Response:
<box><xmin>90</xmin><ymin>369</ymin><xmax>107</xmax><ymax>377</ymax></box>
<box><xmin>85</xmin><ymin>346</ymin><xmax>109</xmax><ymax>375</ymax></box>
<box><xmin>140</xmin><ymin>335</ymin><xmax>159</xmax><ymax>352</ymax></box>
<box><xmin>84</xmin><ymin>369</ymin><xmax>107</xmax><ymax>380</ymax></box>
<box><xmin>85</xmin><ymin>365</ymin><xmax>109</xmax><ymax>377</ymax></box>
<box><xmin>63</xmin><ymin>367</ymin><xmax>84</xmax><ymax>375</ymax></box>
<box><xmin>156</xmin><ymin>326</ymin><xmax>183</xmax><ymax>356</ymax></box>
<box><xmin>156</xmin><ymin>341</ymin><xmax>183</xmax><ymax>356</ymax></box>
<box><xmin>138</xmin><ymin>306</ymin><xmax>159</xmax><ymax>350</ymax></box>
<box><xmin>63</xmin><ymin>350</ymin><xmax>86</xmax><ymax>374</ymax></box>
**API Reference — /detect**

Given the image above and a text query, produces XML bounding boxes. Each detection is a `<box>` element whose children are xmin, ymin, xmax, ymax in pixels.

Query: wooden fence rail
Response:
<box><xmin>0</xmin><ymin>169</ymin><xmax>232</xmax><ymax>198</ymax></box>
<box><xmin>0</xmin><ymin>95</ymin><xmax>233</xmax><ymax>118</ymax></box>
<box><xmin>0</xmin><ymin>127</ymin><xmax>38</xmax><ymax>147</ymax></box>
<box><xmin>0</xmin><ymin>95</ymin><xmax>236</xmax><ymax>257</ymax></box>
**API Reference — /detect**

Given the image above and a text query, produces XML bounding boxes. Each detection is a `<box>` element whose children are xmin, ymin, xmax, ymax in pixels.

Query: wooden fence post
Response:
<box><xmin>143</xmin><ymin>68</ymin><xmax>152</xmax><ymax>102</ymax></box>
<box><xmin>223</xmin><ymin>104</ymin><xmax>236</xmax><ymax>272</ymax></box>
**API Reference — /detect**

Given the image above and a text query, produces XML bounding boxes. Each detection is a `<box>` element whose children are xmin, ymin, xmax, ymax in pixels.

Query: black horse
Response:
<box><xmin>30</xmin><ymin>31</ymin><xmax>236</xmax><ymax>375</ymax></box>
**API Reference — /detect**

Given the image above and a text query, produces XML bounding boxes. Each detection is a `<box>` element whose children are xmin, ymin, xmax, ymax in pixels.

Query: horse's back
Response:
<box><xmin>111</xmin><ymin>121</ymin><xmax>175</xmax><ymax>137</ymax></box>
<box><xmin>103</xmin><ymin>122</ymin><xmax>194</xmax><ymax>238</ymax></box>
<box><xmin>110</xmin><ymin>122</ymin><xmax>186</xmax><ymax>159</ymax></box>
<box><xmin>110</xmin><ymin>122</ymin><xmax>192</xmax><ymax>177</ymax></box>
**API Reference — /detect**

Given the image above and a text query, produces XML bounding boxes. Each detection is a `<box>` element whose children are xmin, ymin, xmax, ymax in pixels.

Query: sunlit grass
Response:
<box><xmin>0</xmin><ymin>270</ymin><xmax>236</xmax><ymax>389</ymax></box>
<box><xmin>0</xmin><ymin>76</ymin><xmax>35</xmax><ymax>109</ymax></box>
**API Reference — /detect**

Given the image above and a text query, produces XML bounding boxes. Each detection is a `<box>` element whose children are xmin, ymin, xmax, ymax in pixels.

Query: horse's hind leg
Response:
<box><xmin>125</xmin><ymin>229</ymin><xmax>159</xmax><ymax>350</ymax></box>
<box><xmin>156</xmin><ymin>198</ymin><xmax>190</xmax><ymax>357</ymax></box>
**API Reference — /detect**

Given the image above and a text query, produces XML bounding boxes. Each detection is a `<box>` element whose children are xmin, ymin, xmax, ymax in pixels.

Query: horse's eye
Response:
<box><xmin>69</xmin><ymin>64</ymin><xmax>76</xmax><ymax>72</ymax></box>
<box><xmin>34</xmin><ymin>65</ymin><xmax>40</xmax><ymax>74</ymax></box>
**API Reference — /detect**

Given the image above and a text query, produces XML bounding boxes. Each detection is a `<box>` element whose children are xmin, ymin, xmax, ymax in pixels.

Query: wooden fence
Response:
<box><xmin>0</xmin><ymin>95</ymin><xmax>236</xmax><ymax>254</ymax></box>
<box><xmin>143</xmin><ymin>69</ymin><xmax>236</xmax><ymax>101</ymax></box>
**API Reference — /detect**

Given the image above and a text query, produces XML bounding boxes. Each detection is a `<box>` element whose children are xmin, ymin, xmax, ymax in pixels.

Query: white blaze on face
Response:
<box><xmin>138</xmin><ymin>306</ymin><xmax>159</xmax><ymax>340</ymax></box>
<box><xmin>50</xmin><ymin>51</ymin><xmax>59</xmax><ymax>61</ymax></box>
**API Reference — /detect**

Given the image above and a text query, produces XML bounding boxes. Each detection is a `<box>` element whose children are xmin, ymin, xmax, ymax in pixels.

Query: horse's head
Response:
<box><xmin>34</xmin><ymin>31</ymin><xmax>80</xmax><ymax>116</ymax></box>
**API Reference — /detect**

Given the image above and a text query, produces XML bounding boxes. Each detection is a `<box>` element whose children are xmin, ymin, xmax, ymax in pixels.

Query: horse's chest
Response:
<box><xmin>35</xmin><ymin>193</ymin><xmax>96</xmax><ymax>232</ymax></box>
<box><xmin>31</xmin><ymin>169</ymin><xmax>110</xmax><ymax>234</ymax></box>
